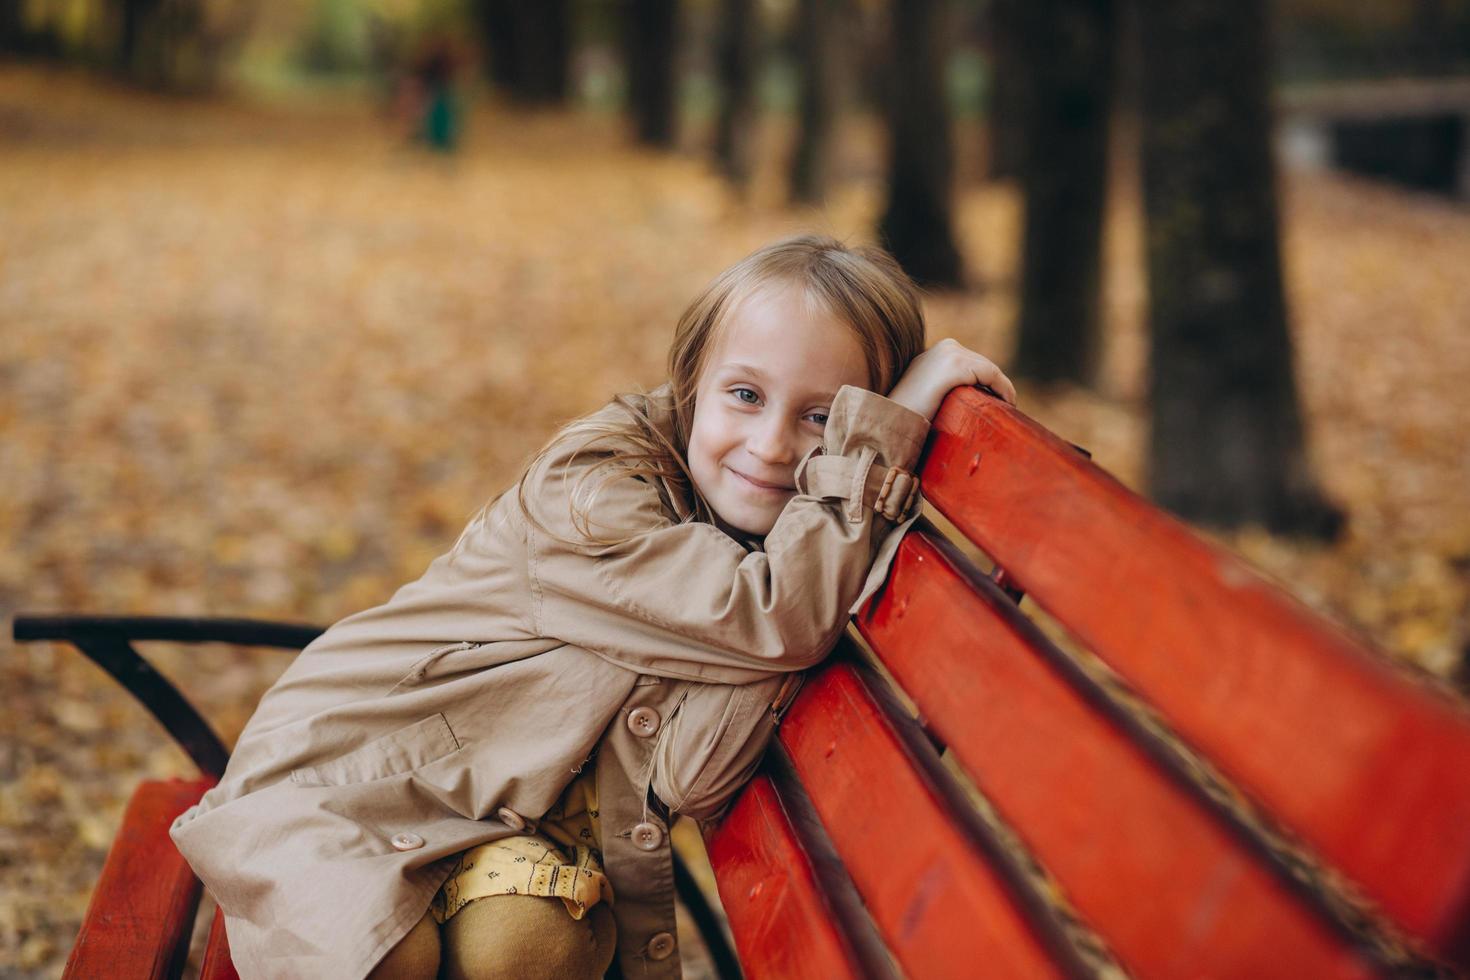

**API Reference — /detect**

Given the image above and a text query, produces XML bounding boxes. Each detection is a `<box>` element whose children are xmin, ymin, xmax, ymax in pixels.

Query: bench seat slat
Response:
<box><xmin>858</xmin><ymin>529</ymin><xmax>1382</xmax><ymax>978</ymax></box>
<box><xmin>777</xmin><ymin>660</ymin><xmax>1068</xmax><ymax>980</ymax></box>
<box><xmin>63</xmin><ymin>778</ymin><xmax>213</xmax><ymax>980</ymax></box>
<box><xmin>705</xmin><ymin>774</ymin><xmax>865</xmax><ymax>980</ymax></box>
<box><xmin>922</xmin><ymin>388</ymin><xmax>1470</xmax><ymax>959</ymax></box>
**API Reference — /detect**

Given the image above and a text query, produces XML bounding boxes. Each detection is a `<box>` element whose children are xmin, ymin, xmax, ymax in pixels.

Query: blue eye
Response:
<box><xmin>732</xmin><ymin>387</ymin><xmax>760</xmax><ymax>405</ymax></box>
<box><xmin>808</xmin><ymin>413</ymin><xmax>829</xmax><ymax>426</ymax></box>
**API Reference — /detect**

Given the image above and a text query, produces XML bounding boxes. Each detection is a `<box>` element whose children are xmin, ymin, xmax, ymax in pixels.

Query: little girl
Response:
<box><xmin>170</xmin><ymin>234</ymin><xmax>1015</xmax><ymax>980</ymax></box>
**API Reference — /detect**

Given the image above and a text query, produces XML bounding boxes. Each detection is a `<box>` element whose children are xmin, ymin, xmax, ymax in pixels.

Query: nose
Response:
<box><xmin>746</xmin><ymin>413</ymin><xmax>798</xmax><ymax>466</ymax></box>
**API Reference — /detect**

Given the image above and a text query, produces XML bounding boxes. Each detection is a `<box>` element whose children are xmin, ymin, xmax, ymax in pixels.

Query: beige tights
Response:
<box><xmin>367</xmin><ymin>897</ymin><xmax>617</xmax><ymax>980</ymax></box>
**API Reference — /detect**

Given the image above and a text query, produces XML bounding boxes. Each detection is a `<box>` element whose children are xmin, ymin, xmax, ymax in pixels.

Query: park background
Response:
<box><xmin>3</xmin><ymin>0</ymin><xmax>1469</xmax><ymax>976</ymax></box>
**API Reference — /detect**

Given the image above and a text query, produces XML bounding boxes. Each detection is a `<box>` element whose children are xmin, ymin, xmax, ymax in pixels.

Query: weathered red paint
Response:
<box><xmin>705</xmin><ymin>775</ymin><xmax>864</xmax><ymax>979</ymax></box>
<box><xmin>777</xmin><ymin>661</ymin><xmax>1066</xmax><ymax>979</ymax></box>
<box><xmin>858</xmin><ymin>529</ymin><xmax>1378</xmax><ymax>978</ymax></box>
<box><xmin>919</xmin><ymin>386</ymin><xmax>1470</xmax><ymax>960</ymax></box>
<box><xmin>63</xmin><ymin>778</ymin><xmax>212</xmax><ymax>980</ymax></box>
<box><xmin>200</xmin><ymin>909</ymin><xmax>240</xmax><ymax>980</ymax></box>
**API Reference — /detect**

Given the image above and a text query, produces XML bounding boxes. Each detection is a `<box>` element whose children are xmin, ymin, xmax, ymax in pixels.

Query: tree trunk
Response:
<box><xmin>790</xmin><ymin>0</ymin><xmax>840</xmax><ymax>204</ymax></box>
<box><xmin>118</xmin><ymin>0</ymin><xmax>164</xmax><ymax>75</ymax></box>
<box><xmin>1413</xmin><ymin>0</ymin><xmax>1452</xmax><ymax>75</ymax></box>
<box><xmin>517</xmin><ymin>0</ymin><xmax>571</xmax><ymax>104</ymax></box>
<box><xmin>878</xmin><ymin>0</ymin><xmax>963</xmax><ymax>288</ymax></box>
<box><xmin>1011</xmin><ymin>0</ymin><xmax>1116</xmax><ymax>385</ymax></box>
<box><xmin>479</xmin><ymin>0</ymin><xmax>518</xmax><ymax>91</ymax></box>
<box><xmin>983</xmin><ymin>0</ymin><xmax>1027</xmax><ymax>180</ymax></box>
<box><xmin>478</xmin><ymin>0</ymin><xmax>571</xmax><ymax>105</ymax></box>
<box><xmin>713</xmin><ymin>0</ymin><xmax>758</xmax><ymax>187</ymax></box>
<box><xmin>1138</xmin><ymin>0</ymin><xmax>1341</xmax><ymax>538</ymax></box>
<box><xmin>624</xmin><ymin>0</ymin><xmax>679</xmax><ymax>147</ymax></box>
<box><xmin>0</xmin><ymin>0</ymin><xmax>28</xmax><ymax>54</ymax></box>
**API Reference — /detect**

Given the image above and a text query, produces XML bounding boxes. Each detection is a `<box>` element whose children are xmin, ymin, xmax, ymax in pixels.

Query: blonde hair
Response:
<box><xmin>486</xmin><ymin>234</ymin><xmax>928</xmax><ymax>549</ymax></box>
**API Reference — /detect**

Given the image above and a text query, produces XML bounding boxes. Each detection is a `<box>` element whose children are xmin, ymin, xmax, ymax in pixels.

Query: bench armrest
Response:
<box><xmin>63</xmin><ymin>779</ymin><xmax>214</xmax><ymax>980</ymax></box>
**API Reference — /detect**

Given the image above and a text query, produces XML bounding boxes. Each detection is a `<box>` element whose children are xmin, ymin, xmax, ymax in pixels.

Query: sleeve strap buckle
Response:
<box><xmin>868</xmin><ymin>465</ymin><xmax>921</xmax><ymax>522</ymax></box>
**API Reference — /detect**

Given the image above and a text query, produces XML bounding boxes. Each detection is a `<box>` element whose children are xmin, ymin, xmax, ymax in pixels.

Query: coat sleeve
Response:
<box><xmin>523</xmin><ymin>384</ymin><xmax>930</xmax><ymax>685</ymax></box>
<box><xmin>650</xmin><ymin>672</ymin><xmax>805</xmax><ymax>828</ymax></box>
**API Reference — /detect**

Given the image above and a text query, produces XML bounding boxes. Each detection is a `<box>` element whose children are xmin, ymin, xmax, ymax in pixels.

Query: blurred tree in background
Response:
<box><xmin>712</xmin><ymin>0</ymin><xmax>758</xmax><ymax>187</ymax></box>
<box><xmin>789</xmin><ymin>0</ymin><xmax>842</xmax><ymax>204</ymax></box>
<box><xmin>1138</xmin><ymin>0</ymin><xmax>1342</xmax><ymax>536</ymax></box>
<box><xmin>475</xmin><ymin>0</ymin><xmax>571</xmax><ymax>104</ymax></box>
<box><xmin>980</xmin><ymin>0</ymin><xmax>1024</xmax><ymax>180</ymax></box>
<box><xmin>1009</xmin><ymin>0</ymin><xmax>1115</xmax><ymax>388</ymax></box>
<box><xmin>877</xmin><ymin>0</ymin><xmax>963</xmax><ymax>286</ymax></box>
<box><xmin>623</xmin><ymin>0</ymin><xmax>679</xmax><ymax>146</ymax></box>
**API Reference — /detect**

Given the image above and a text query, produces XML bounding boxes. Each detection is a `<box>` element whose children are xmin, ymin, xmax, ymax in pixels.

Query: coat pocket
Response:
<box><xmin>388</xmin><ymin>641</ymin><xmax>485</xmax><ymax>694</ymax></box>
<box><xmin>288</xmin><ymin>713</ymin><xmax>461</xmax><ymax>787</ymax></box>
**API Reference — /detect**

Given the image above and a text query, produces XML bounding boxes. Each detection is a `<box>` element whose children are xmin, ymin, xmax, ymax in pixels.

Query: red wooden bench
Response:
<box><xmin>16</xmin><ymin>387</ymin><xmax>1470</xmax><ymax>978</ymax></box>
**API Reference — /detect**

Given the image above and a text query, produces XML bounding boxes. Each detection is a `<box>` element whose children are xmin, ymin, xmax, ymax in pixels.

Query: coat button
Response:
<box><xmin>646</xmin><ymin>931</ymin><xmax>676</xmax><ymax>960</ymax></box>
<box><xmin>632</xmin><ymin>821</ymin><xmax>663</xmax><ymax>851</ymax></box>
<box><xmin>627</xmin><ymin>706</ymin><xmax>660</xmax><ymax>738</ymax></box>
<box><xmin>390</xmin><ymin>832</ymin><xmax>424</xmax><ymax>851</ymax></box>
<box><xmin>497</xmin><ymin>806</ymin><xmax>527</xmax><ymax>832</ymax></box>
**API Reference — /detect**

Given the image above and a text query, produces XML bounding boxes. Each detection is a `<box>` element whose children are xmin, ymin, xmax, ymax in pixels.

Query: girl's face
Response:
<box><xmin>687</xmin><ymin>282</ymin><xmax>869</xmax><ymax>538</ymax></box>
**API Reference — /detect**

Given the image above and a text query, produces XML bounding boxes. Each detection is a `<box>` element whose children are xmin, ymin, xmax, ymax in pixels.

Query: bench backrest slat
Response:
<box><xmin>706</xmin><ymin>774</ymin><xmax>868</xmax><ymax>979</ymax></box>
<box><xmin>856</xmin><ymin>527</ymin><xmax>1386</xmax><ymax>977</ymax></box>
<box><xmin>920</xmin><ymin>387</ymin><xmax>1470</xmax><ymax>958</ymax></box>
<box><xmin>776</xmin><ymin>659</ymin><xmax>1072</xmax><ymax>979</ymax></box>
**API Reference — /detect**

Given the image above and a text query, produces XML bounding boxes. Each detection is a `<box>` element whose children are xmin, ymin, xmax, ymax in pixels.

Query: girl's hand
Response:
<box><xmin>886</xmin><ymin>339</ymin><xmax>1018</xmax><ymax>422</ymax></box>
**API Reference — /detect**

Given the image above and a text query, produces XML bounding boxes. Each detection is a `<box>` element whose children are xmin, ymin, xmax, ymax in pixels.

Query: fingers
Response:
<box><xmin>921</xmin><ymin>339</ymin><xmax>1018</xmax><ymax>407</ymax></box>
<box><xmin>969</xmin><ymin>357</ymin><xmax>1017</xmax><ymax>406</ymax></box>
<box><xmin>993</xmin><ymin>372</ymin><xmax>1018</xmax><ymax>406</ymax></box>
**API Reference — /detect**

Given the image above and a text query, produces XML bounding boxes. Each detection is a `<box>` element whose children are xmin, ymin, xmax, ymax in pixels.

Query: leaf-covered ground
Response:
<box><xmin>2</xmin><ymin>65</ymin><xmax>1468</xmax><ymax>977</ymax></box>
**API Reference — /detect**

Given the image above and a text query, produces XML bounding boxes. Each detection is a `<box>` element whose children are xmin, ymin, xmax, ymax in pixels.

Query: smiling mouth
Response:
<box><xmin>730</xmin><ymin>469</ymin><xmax>794</xmax><ymax>493</ymax></box>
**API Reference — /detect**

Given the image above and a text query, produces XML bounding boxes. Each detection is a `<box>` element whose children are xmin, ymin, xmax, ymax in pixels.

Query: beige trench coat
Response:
<box><xmin>169</xmin><ymin>381</ymin><xmax>930</xmax><ymax>980</ymax></box>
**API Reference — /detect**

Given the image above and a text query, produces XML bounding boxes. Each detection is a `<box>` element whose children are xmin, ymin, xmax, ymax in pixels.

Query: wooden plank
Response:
<box><xmin>777</xmin><ymin>660</ymin><xmax>1069</xmax><ymax>980</ymax></box>
<box><xmin>706</xmin><ymin>774</ymin><xmax>866</xmax><ymax>980</ymax></box>
<box><xmin>857</xmin><ymin>529</ymin><xmax>1383</xmax><ymax>978</ymax></box>
<box><xmin>920</xmin><ymin>386</ymin><xmax>1470</xmax><ymax>961</ymax></box>
<box><xmin>64</xmin><ymin>778</ymin><xmax>213</xmax><ymax>980</ymax></box>
<box><xmin>199</xmin><ymin>907</ymin><xmax>240</xmax><ymax>980</ymax></box>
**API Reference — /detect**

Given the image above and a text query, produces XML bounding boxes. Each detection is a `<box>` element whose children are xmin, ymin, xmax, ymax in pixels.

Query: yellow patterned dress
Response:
<box><xmin>429</xmin><ymin>768</ymin><xmax>614</xmax><ymax>923</ymax></box>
